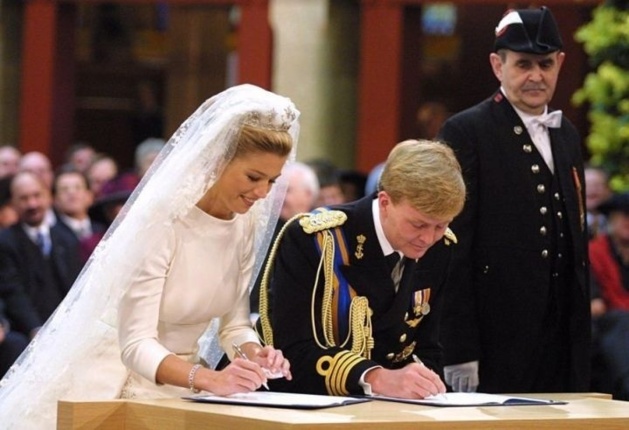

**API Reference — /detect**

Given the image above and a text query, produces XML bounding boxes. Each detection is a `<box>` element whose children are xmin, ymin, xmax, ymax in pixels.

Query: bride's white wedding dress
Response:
<box><xmin>0</xmin><ymin>84</ymin><xmax>300</xmax><ymax>429</ymax></box>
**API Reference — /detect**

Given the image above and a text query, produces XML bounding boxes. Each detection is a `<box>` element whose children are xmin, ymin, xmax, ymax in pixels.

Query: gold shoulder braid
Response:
<box><xmin>257</xmin><ymin>209</ymin><xmax>373</xmax><ymax>362</ymax></box>
<box><xmin>257</xmin><ymin>210</ymin><xmax>348</xmax><ymax>346</ymax></box>
<box><xmin>299</xmin><ymin>210</ymin><xmax>347</xmax><ymax>234</ymax></box>
<box><xmin>444</xmin><ymin>227</ymin><xmax>457</xmax><ymax>245</ymax></box>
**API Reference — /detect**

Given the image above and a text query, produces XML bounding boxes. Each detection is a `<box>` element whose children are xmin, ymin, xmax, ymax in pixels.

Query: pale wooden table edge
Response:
<box><xmin>56</xmin><ymin>392</ymin><xmax>624</xmax><ymax>430</ymax></box>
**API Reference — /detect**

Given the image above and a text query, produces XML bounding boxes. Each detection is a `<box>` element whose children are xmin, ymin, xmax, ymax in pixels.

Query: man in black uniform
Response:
<box><xmin>437</xmin><ymin>6</ymin><xmax>590</xmax><ymax>394</ymax></box>
<box><xmin>258</xmin><ymin>140</ymin><xmax>466</xmax><ymax>398</ymax></box>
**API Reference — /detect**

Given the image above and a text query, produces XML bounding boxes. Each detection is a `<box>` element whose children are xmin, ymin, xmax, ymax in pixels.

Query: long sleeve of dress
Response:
<box><xmin>118</xmin><ymin>227</ymin><xmax>177</xmax><ymax>383</ymax></box>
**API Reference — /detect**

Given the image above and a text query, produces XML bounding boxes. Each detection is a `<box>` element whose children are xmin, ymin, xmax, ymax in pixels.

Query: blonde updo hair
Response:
<box><xmin>379</xmin><ymin>139</ymin><xmax>466</xmax><ymax>220</ymax></box>
<box><xmin>235</xmin><ymin>124</ymin><xmax>293</xmax><ymax>159</ymax></box>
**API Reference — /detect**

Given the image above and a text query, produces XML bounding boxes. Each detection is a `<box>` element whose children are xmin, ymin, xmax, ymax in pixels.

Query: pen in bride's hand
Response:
<box><xmin>232</xmin><ymin>343</ymin><xmax>269</xmax><ymax>390</ymax></box>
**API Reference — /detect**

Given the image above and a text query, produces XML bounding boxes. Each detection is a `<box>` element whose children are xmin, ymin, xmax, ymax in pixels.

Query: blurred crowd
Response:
<box><xmin>0</xmin><ymin>140</ymin><xmax>165</xmax><ymax>377</ymax></box>
<box><xmin>584</xmin><ymin>164</ymin><xmax>629</xmax><ymax>400</ymax></box>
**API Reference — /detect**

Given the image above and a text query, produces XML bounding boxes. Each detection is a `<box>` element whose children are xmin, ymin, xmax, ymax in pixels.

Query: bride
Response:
<box><xmin>0</xmin><ymin>84</ymin><xmax>300</xmax><ymax>428</ymax></box>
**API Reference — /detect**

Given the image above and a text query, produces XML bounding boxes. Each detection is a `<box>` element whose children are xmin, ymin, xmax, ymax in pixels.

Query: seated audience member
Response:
<box><xmin>279</xmin><ymin>162</ymin><xmax>320</xmax><ymax>222</ymax></box>
<box><xmin>53</xmin><ymin>167</ymin><xmax>106</xmax><ymax>264</ymax></box>
<box><xmin>0</xmin><ymin>172</ymin><xmax>82</xmax><ymax>324</ymax></box>
<box><xmin>307</xmin><ymin>158</ymin><xmax>345</xmax><ymax>207</ymax></box>
<box><xmin>19</xmin><ymin>152</ymin><xmax>57</xmax><ymax>226</ymax></box>
<box><xmin>18</xmin><ymin>151</ymin><xmax>54</xmax><ymax>191</ymax></box>
<box><xmin>103</xmin><ymin>138</ymin><xmax>165</xmax><ymax>200</ymax></box>
<box><xmin>63</xmin><ymin>143</ymin><xmax>96</xmax><ymax>173</ymax></box>
<box><xmin>364</xmin><ymin>162</ymin><xmax>385</xmax><ymax>196</ymax></box>
<box><xmin>88</xmin><ymin>174</ymin><xmax>137</xmax><ymax>228</ymax></box>
<box><xmin>259</xmin><ymin>140</ymin><xmax>465</xmax><ymax>398</ymax></box>
<box><xmin>135</xmin><ymin>137</ymin><xmax>165</xmax><ymax>179</ymax></box>
<box><xmin>86</xmin><ymin>153</ymin><xmax>119</xmax><ymax>199</ymax></box>
<box><xmin>0</xmin><ymin>301</ymin><xmax>29</xmax><ymax>378</ymax></box>
<box><xmin>79</xmin><ymin>174</ymin><xmax>137</xmax><ymax>268</ymax></box>
<box><xmin>340</xmin><ymin>169</ymin><xmax>367</xmax><ymax>203</ymax></box>
<box><xmin>82</xmin><ymin>173</ymin><xmax>137</xmax><ymax>261</ymax></box>
<box><xmin>0</xmin><ymin>146</ymin><xmax>21</xmax><ymax>179</ymax></box>
<box><xmin>584</xmin><ymin>164</ymin><xmax>612</xmax><ymax>239</ymax></box>
<box><xmin>589</xmin><ymin>192</ymin><xmax>629</xmax><ymax>400</ymax></box>
<box><xmin>53</xmin><ymin>168</ymin><xmax>103</xmax><ymax>240</ymax></box>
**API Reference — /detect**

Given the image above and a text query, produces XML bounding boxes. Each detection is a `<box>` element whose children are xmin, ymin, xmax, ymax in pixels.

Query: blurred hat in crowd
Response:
<box><xmin>494</xmin><ymin>6</ymin><xmax>563</xmax><ymax>54</ymax></box>
<box><xmin>598</xmin><ymin>192</ymin><xmax>629</xmax><ymax>216</ymax></box>
<box><xmin>88</xmin><ymin>173</ymin><xmax>139</xmax><ymax>225</ymax></box>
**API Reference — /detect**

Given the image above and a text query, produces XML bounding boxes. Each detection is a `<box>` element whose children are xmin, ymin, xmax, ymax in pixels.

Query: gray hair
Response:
<box><xmin>135</xmin><ymin>138</ymin><xmax>166</xmax><ymax>168</ymax></box>
<box><xmin>285</xmin><ymin>161</ymin><xmax>320</xmax><ymax>198</ymax></box>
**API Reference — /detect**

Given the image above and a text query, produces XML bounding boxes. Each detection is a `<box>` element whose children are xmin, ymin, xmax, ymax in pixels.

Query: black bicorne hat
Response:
<box><xmin>494</xmin><ymin>6</ymin><xmax>563</xmax><ymax>54</ymax></box>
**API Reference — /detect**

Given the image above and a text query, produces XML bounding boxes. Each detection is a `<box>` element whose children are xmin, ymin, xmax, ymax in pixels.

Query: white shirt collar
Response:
<box><xmin>512</xmin><ymin>104</ymin><xmax>550</xmax><ymax>129</ymax></box>
<box><xmin>23</xmin><ymin>222</ymin><xmax>49</xmax><ymax>242</ymax></box>
<box><xmin>372</xmin><ymin>197</ymin><xmax>398</xmax><ymax>257</ymax></box>
<box><xmin>44</xmin><ymin>208</ymin><xmax>57</xmax><ymax>227</ymax></box>
<box><xmin>59</xmin><ymin>214</ymin><xmax>90</xmax><ymax>236</ymax></box>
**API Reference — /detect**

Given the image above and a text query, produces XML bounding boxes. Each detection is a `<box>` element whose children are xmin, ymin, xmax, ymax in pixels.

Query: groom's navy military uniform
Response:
<box><xmin>263</xmin><ymin>195</ymin><xmax>455</xmax><ymax>395</ymax></box>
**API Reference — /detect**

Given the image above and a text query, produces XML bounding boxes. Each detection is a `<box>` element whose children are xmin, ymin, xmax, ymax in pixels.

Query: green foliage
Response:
<box><xmin>572</xmin><ymin>1</ymin><xmax>629</xmax><ymax>191</ymax></box>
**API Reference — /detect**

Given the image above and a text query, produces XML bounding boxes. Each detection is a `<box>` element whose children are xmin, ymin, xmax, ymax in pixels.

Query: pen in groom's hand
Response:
<box><xmin>413</xmin><ymin>354</ymin><xmax>447</xmax><ymax>399</ymax></box>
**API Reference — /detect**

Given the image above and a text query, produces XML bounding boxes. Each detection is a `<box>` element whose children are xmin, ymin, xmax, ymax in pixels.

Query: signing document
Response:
<box><xmin>369</xmin><ymin>392</ymin><xmax>567</xmax><ymax>407</ymax></box>
<box><xmin>184</xmin><ymin>391</ymin><xmax>370</xmax><ymax>409</ymax></box>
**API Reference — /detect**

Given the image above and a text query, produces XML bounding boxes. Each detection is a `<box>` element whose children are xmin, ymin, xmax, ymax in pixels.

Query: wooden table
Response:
<box><xmin>58</xmin><ymin>392</ymin><xmax>629</xmax><ymax>429</ymax></box>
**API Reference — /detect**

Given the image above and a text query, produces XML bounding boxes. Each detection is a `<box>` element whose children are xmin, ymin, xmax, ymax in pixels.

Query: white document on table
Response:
<box><xmin>369</xmin><ymin>392</ymin><xmax>567</xmax><ymax>407</ymax></box>
<box><xmin>184</xmin><ymin>391</ymin><xmax>370</xmax><ymax>409</ymax></box>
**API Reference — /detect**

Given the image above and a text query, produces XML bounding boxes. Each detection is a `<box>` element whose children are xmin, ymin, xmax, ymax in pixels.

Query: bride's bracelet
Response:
<box><xmin>188</xmin><ymin>364</ymin><xmax>202</xmax><ymax>393</ymax></box>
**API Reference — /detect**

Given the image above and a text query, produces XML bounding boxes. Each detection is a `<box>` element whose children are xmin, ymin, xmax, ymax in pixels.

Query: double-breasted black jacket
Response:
<box><xmin>266</xmin><ymin>195</ymin><xmax>454</xmax><ymax>396</ymax></box>
<box><xmin>437</xmin><ymin>91</ymin><xmax>590</xmax><ymax>393</ymax></box>
<box><xmin>0</xmin><ymin>222</ymin><xmax>82</xmax><ymax>334</ymax></box>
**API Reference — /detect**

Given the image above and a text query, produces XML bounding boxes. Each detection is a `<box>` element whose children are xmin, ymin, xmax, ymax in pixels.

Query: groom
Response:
<box><xmin>259</xmin><ymin>139</ymin><xmax>465</xmax><ymax>399</ymax></box>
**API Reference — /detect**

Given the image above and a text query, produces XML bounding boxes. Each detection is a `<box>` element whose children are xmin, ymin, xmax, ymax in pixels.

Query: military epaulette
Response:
<box><xmin>444</xmin><ymin>227</ymin><xmax>457</xmax><ymax>245</ymax></box>
<box><xmin>299</xmin><ymin>210</ymin><xmax>347</xmax><ymax>234</ymax></box>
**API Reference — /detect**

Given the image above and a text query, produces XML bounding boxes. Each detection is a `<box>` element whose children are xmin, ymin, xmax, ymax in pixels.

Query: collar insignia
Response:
<box><xmin>355</xmin><ymin>234</ymin><xmax>366</xmax><ymax>259</ymax></box>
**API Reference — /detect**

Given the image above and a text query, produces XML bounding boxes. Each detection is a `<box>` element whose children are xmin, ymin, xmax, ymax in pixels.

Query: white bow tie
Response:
<box><xmin>531</xmin><ymin>110</ymin><xmax>562</xmax><ymax>128</ymax></box>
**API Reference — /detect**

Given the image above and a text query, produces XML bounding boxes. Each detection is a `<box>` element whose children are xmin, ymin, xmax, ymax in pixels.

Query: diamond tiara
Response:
<box><xmin>243</xmin><ymin>106</ymin><xmax>297</xmax><ymax>132</ymax></box>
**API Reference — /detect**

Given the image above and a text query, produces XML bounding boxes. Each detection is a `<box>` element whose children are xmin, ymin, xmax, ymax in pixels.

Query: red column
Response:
<box><xmin>19</xmin><ymin>1</ymin><xmax>57</xmax><ymax>156</ymax></box>
<box><xmin>238</xmin><ymin>0</ymin><xmax>272</xmax><ymax>89</ymax></box>
<box><xmin>19</xmin><ymin>1</ymin><xmax>75</xmax><ymax>167</ymax></box>
<box><xmin>356</xmin><ymin>0</ymin><xmax>404</xmax><ymax>173</ymax></box>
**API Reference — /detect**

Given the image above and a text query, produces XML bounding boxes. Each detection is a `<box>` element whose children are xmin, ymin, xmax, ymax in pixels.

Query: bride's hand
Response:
<box><xmin>200</xmin><ymin>359</ymin><xmax>268</xmax><ymax>396</ymax></box>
